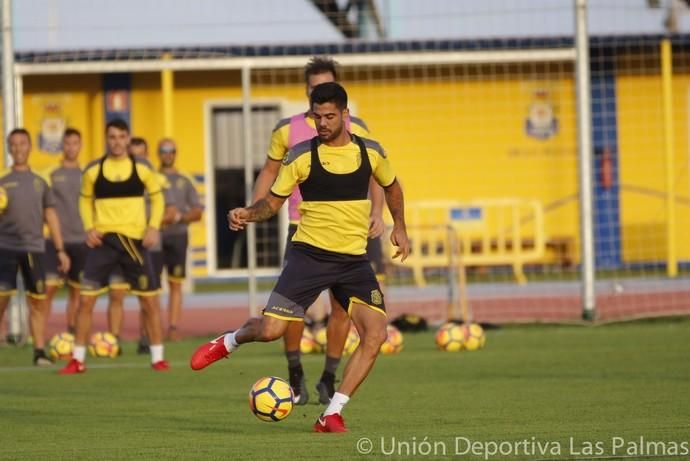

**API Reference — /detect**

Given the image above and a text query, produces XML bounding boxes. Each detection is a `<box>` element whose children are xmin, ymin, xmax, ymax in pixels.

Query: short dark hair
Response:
<box><xmin>130</xmin><ymin>137</ymin><xmax>147</xmax><ymax>150</ymax></box>
<box><xmin>304</xmin><ymin>56</ymin><xmax>338</xmax><ymax>84</ymax></box>
<box><xmin>63</xmin><ymin>127</ymin><xmax>81</xmax><ymax>139</ymax></box>
<box><xmin>310</xmin><ymin>82</ymin><xmax>348</xmax><ymax>111</ymax></box>
<box><xmin>8</xmin><ymin>128</ymin><xmax>31</xmax><ymax>144</ymax></box>
<box><xmin>105</xmin><ymin>118</ymin><xmax>129</xmax><ymax>134</ymax></box>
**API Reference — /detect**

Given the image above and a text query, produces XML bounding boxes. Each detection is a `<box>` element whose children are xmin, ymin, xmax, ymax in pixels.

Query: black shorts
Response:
<box><xmin>283</xmin><ymin>224</ymin><xmax>298</xmax><ymax>265</ymax></box>
<box><xmin>263</xmin><ymin>243</ymin><xmax>386</xmax><ymax>321</ymax></box>
<box><xmin>44</xmin><ymin>239</ymin><xmax>88</xmax><ymax>287</ymax></box>
<box><xmin>0</xmin><ymin>249</ymin><xmax>46</xmax><ymax>298</ymax></box>
<box><xmin>80</xmin><ymin>233</ymin><xmax>160</xmax><ymax>296</ymax></box>
<box><xmin>366</xmin><ymin>236</ymin><xmax>385</xmax><ymax>276</ymax></box>
<box><xmin>287</xmin><ymin>224</ymin><xmax>384</xmax><ymax>277</ymax></box>
<box><xmin>156</xmin><ymin>233</ymin><xmax>188</xmax><ymax>282</ymax></box>
<box><xmin>108</xmin><ymin>265</ymin><xmax>129</xmax><ymax>290</ymax></box>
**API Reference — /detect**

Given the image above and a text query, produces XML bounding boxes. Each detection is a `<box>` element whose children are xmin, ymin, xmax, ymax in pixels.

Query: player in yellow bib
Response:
<box><xmin>190</xmin><ymin>82</ymin><xmax>409</xmax><ymax>433</ymax></box>
<box><xmin>60</xmin><ymin>119</ymin><xmax>169</xmax><ymax>374</ymax></box>
<box><xmin>253</xmin><ymin>56</ymin><xmax>386</xmax><ymax>405</ymax></box>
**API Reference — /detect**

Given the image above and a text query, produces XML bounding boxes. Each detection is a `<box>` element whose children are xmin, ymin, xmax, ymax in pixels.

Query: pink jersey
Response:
<box><xmin>286</xmin><ymin>113</ymin><xmax>351</xmax><ymax>223</ymax></box>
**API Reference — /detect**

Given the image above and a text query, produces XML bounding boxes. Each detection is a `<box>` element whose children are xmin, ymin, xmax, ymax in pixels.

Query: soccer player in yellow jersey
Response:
<box><xmin>253</xmin><ymin>56</ymin><xmax>386</xmax><ymax>406</ymax></box>
<box><xmin>107</xmin><ymin>137</ymin><xmax>177</xmax><ymax>353</ymax></box>
<box><xmin>60</xmin><ymin>119</ymin><xmax>169</xmax><ymax>374</ymax></box>
<box><xmin>190</xmin><ymin>82</ymin><xmax>409</xmax><ymax>433</ymax></box>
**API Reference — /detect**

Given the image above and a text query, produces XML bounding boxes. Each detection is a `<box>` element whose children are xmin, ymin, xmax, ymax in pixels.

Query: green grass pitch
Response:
<box><xmin>1</xmin><ymin>318</ymin><xmax>689</xmax><ymax>460</ymax></box>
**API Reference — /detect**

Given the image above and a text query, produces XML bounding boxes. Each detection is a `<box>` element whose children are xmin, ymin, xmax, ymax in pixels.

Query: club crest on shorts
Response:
<box><xmin>370</xmin><ymin>289</ymin><xmax>383</xmax><ymax>305</ymax></box>
<box><xmin>138</xmin><ymin>275</ymin><xmax>149</xmax><ymax>290</ymax></box>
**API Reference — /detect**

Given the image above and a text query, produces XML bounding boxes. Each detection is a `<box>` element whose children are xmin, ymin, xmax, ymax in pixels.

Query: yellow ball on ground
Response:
<box><xmin>249</xmin><ymin>376</ymin><xmax>294</xmax><ymax>422</ymax></box>
<box><xmin>300</xmin><ymin>328</ymin><xmax>320</xmax><ymax>354</ymax></box>
<box><xmin>48</xmin><ymin>332</ymin><xmax>74</xmax><ymax>361</ymax></box>
<box><xmin>88</xmin><ymin>331</ymin><xmax>119</xmax><ymax>358</ymax></box>
<box><xmin>461</xmin><ymin>323</ymin><xmax>486</xmax><ymax>351</ymax></box>
<box><xmin>380</xmin><ymin>324</ymin><xmax>403</xmax><ymax>354</ymax></box>
<box><xmin>313</xmin><ymin>326</ymin><xmax>328</xmax><ymax>350</ymax></box>
<box><xmin>435</xmin><ymin>323</ymin><xmax>464</xmax><ymax>352</ymax></box>
<box><xmin>342</xmin><ymin>325</ymin><xmax>360</xmax><ymax>356</ymax></box>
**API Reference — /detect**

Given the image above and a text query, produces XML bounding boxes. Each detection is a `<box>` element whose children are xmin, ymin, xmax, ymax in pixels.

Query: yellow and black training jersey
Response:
<box><xmin>270</xmin><ymin>134</ymin><xmax>396</xmax><ymax>255</ymax></box>
<box><xmin>267</xmin><ymin>113</ymin><xmax>369</xmax><ymax>161</ymax></box>
<box><xmin>80</xmin><ymin>154</ymin><xmax>163</xmax><ymax>239</ymax></box>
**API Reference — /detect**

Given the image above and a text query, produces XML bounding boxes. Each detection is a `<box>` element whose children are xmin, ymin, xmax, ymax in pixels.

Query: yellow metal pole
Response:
<box><xmin>161</xmin><ymin>53</ymin><xmax>174</xmax><ymax>137</ymax></box>
<box><xmin>661</xmin><ymin>39</ymin><xmax>677</xmax><ymax>277</ymax></box>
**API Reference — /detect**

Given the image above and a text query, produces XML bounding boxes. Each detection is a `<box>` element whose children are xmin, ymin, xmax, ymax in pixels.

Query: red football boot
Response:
<box><xmin>152</xmin><ymin>360</ymin><xmax>170</xmax><ymax>371</ymax></box>
<box><xmin>59</xmin><ymin>358</ymin><xmax>86</xmax><ymax>375</ymax></box>
<box><xmin>190</xmin><ymin>333</ymin><xmax>231</xmax><ymax>370</ymax></box>
<box><xmin>313</xmin><ymin>413</ymin><xmax>348</xmax><ymax>433</ymax></box>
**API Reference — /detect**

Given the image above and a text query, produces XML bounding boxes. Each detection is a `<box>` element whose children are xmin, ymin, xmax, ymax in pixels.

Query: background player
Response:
<box><xmin>60</xmin><ymin>119</ymin><xmax>168</xmax><ymax>374</ymax></box>
<box><xmin>43</xmin><ymin>128</ymin><xmax>87</xmax><ymax>334</ymax></box>
<box><xmin>107</xmin><ymin>137</ymin><xmax>176</xmax><ymax>352</ymax></box>
<box><xmin>156</xmin><ymin>138</ymin><xmax>203</xmax><ymax>341</ymax></box>
<box><xmin>0</xmin><ymin>128</ymin><xmax>70</xmax><ymax>365</ymax></box>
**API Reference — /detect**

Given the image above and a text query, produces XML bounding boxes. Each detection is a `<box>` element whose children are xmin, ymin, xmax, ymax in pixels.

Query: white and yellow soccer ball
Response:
<box><xmin>312</xmin><ymin>326</ymin><xmax>328</xmax><ymax>351</ymax></box>
<box><xmin>380</xmin><ymin>324</ymin><xmax>403</xmax><ymax>354</ymax></box>
<box><xmin>460</xmin><ymin>323</ymin><xmax>486</xmax><ymax>351</ymax></box>
<box><xmin>342</xmin><ymin>325</ymin><xmax>360</xmax><ymax>356</ymax></box>
<box><xmin>300</xmin><ymin>328</ymin><xmax>321</xmax><ymax>354</ymax></box>
<box><xmin>435</xmin><ymin>323</ymin><xmax>464</xmax><ymax>352</ymax></box>
<box><xmin>248</xmin><ymin>376</ymin><xmax>294</xmax><ymax>422</ymax></box>
<box><xmin>88</xmin><ymin>331</ymin><xmax>120</xmax><ymax>358</ymax></box>
<box><xmin>48</xmin><ymin>332</ymin><xmax>74</xmax><ymax>361</ymax></box>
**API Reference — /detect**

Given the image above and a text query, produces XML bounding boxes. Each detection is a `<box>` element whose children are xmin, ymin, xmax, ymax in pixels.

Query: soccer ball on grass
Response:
<box><xmin>342</xmin><ymin>325</ymin><xmax>360</xmax><ymax>356</ymax></box>
<box><xmin>88</xmin><ymin>331</ymin><xmax>119</xmax><ymax>358</ymax></box>
<box><xmin>435</xmin><ymin>323</ymin><xmax>464</xmax><ymax>352</ymax></box>
<box><xmin>460</xmin><ymin>323</ymin><xmax>486</xmax><ymax>351</ymax></box>
<box><xmin>300</xmin><ymin>328</ymin><xmax>320</xmax><ymax>354</ymax></box>
<box><xmin>380</xmin><ymin>324</ymin><xmax>403</xmax><ymax>354</ymax></box>
<box><xmin>48</xmin><ymin>332</ymin><xmax>74</xmax><ymax>361</ymax></box>
<box><xmin>248</xmin><ymin>376</ymin><xmax>294</xmax><ymax>422</ymax></box>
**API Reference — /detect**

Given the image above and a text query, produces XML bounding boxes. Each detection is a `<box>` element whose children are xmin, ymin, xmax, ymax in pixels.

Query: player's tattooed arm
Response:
<box><xmin>384</xmin><ymin>179</ymin><xmax>406</xmax><ymax>226</ymax></box>
<box><xmin>228</xmin><ymin>194</ymin><xmax>286</xmax><ymax>231</ymax></box>
<box><xmin>246</xmin><ymin>198</ymin><xmax>275</xmax><ymax>222</ymax></box>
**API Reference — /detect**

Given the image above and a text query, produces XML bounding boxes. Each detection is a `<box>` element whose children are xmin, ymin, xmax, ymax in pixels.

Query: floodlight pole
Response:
<box><xmin>1</xmin><ymin>0</ymin><xmax>16</xmax><ymax>164</ymax></box>
<box><xmin>575</xmin><ymin>0</ymin><xmax>596</xmax><ymax>320</ymax></box>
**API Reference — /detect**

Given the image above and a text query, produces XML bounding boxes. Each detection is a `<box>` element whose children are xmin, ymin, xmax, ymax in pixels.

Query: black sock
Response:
<box><xmin>323</xmin><ymin>355</ymin><xmax>340</xmax><ymax>377</ymax></box>
<box><xmin>285</xmin><ymin>349</ymin><xmax>301</xmax><ymax>369</ymax></box>
<box><xmin>320</xmin><ymin>370</ymin><xmax>335</xmax><ymax>385</ymax></box>
<box><xmin>288</xmin><ymin>363</ymin><xmax>304</xmax><ymax>390</ymax></box>
<box><xmin>33</xmin><ymin>348</ymin><xmax>46</xmax><ymax>359</ymax></box>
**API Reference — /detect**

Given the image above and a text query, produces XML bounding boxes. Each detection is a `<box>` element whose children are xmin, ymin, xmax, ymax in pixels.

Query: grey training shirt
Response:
<box><xmin>0</xmin><ymin>169</ymin><xmax>55</xmax><ymax>252</ymax></box>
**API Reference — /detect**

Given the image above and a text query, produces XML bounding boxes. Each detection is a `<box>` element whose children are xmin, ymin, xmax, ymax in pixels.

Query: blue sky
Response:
<box><xmin>10</xmin><ymin>0</ymin><xmax>687</xmax><ymax>52</ymax></box>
